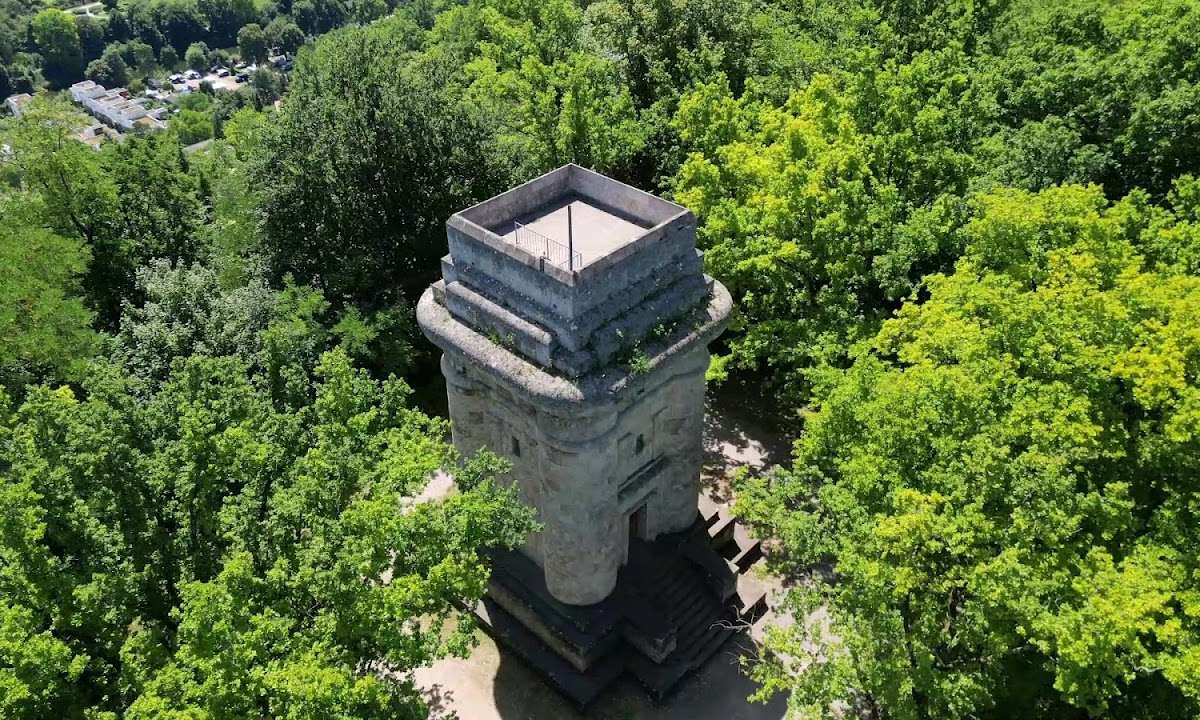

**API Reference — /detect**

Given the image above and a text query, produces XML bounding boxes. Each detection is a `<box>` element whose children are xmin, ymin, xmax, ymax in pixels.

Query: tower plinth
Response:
<box><xmin>418</xmin><ymin>164</ymin><xmax>750</xmax><ymax>703</ymax></box>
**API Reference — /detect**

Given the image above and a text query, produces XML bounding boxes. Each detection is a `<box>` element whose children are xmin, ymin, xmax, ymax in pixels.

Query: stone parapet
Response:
<box><xmin>439</xmin><ymin>164</ymin><xmax>714</xmax><ymax>375</ymax></box>
<box><xmin>419</xmin><ymin>164</ymin><xmax>732</xmax><ymax>611</ymax></box>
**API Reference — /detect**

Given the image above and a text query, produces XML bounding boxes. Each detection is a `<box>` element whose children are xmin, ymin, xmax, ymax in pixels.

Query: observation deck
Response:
<box><xmin>424</xmin><ymin>164</ymin><xmax>725</xmax><ymax>378</ymax></box>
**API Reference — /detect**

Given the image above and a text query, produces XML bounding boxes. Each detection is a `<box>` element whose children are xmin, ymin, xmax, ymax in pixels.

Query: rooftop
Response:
<box><xmin>494</xmin><ymin>194</ymin><xmax>649</xmax><ymax>270</ymax></box>
<box><xmin>454</xmin><ymin>164</ymin><xmax>687</xmax><ymax>276</ymax></box>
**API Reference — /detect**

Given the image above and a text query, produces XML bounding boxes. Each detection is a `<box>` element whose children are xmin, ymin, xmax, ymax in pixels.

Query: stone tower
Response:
<box><xmin>418</xmin><ymin>165</ymin><xmax>750</xmax><ymax>703</ymax></box>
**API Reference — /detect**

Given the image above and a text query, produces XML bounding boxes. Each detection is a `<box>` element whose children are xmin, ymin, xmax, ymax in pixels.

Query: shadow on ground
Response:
<box><xmin>489</xmin><ymin>630</ymin><xmax>787</xmax><ymax>720</ymax></box>
<box><xmin>701</xmin><ymin>384</ymin><xmax>794</xmax><ymax>504</ymax></box>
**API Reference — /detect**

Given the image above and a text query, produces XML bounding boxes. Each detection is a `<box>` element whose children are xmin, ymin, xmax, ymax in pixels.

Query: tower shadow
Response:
<box><xmin>490</xmin><ymin>630</ymin><xmax>788</xmax><ymax>720</ymax></box>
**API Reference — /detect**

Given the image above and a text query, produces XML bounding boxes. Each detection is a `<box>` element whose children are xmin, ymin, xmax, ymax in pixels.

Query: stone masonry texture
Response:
<box><xmin>418</xmin><ymin>165</ymin><xmax>732</xmax><ymax>606</ymax></box>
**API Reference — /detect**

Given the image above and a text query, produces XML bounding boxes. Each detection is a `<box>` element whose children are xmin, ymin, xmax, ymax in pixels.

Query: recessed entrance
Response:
<box><xmin>629</xmin><ymin>504</ymin><xmax>647</xmax><ymax>544</ymax></box>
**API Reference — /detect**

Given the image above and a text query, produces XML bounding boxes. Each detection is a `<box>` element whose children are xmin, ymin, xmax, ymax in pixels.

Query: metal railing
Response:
<box><xmin>512</xmin><ymin>220</ymin><xmax>582</xmax><ymax>272</ymax></box>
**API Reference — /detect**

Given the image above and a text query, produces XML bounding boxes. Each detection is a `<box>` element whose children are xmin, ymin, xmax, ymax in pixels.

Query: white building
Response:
<box><xmin>70</xmin><ymin>82</ymin><xmax>154</xmax><ymax>131</ymax></box>
<box><xmin>69</xmin><ymin>80</ymin><xmax>107</xmax><ymax>103</ymax></box>
<box><xmin>4</xmin><ymin>93</ymin><xmax>33</xmax><ymax>117</ymax></box>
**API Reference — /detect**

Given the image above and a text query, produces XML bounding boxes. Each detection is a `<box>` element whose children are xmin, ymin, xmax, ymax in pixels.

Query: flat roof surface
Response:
<box><xmin>494</xmin><ymin>194</ymin><xmax>650</xmax><ymax>270</ymax></box>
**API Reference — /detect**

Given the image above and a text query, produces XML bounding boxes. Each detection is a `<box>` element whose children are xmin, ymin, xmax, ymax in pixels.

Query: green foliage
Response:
<box><xmin>30</xmin><ymin>8</ymin><xmax>81</xmax><ymax>87</ymax></box>
<box><xmin>86</xmin><ymin>46</ymin><xmax>130</xmax><ymax>86</ymax></box>
<box><xmin>198</xmin><ymin>0</ymin><xmax>257</xmax><ymax>46</ymax></box>
<box><xmin>672</xmin><ymin>0</ymin><xmax>1200</xmax><ymax>409</ymax></box>
<box><xmin>982</xmin><ymin>0</ymin><xmax>1200</xmax><ymax>197</ymax></box>
<box><xmin>112</xmin><ymin>261</ymin><xmax>419</xmax><ymax>388</ymax></box>
<box><xmin>170</xmin><ymin>106</ymin><xmax>214</xmax><ymax>144</ymax></box>
<box><xmin>737</xmin><ymin>183</ymin><xmax>1200</xmax><ymax>719</ymax></box>
<box><xmin>154</xmin><ymin>0</ymin><xmax>207</xmax><ymax>55</ymax></box>
<box><xmin>74</xmin><ymin>14</ymin><xmax>105</xmax><ymax>62</ymax></box>
<box><xmin>254</xmin><ymin>16</ymin><xmax>510</xmax><ymax>307</ymax></box>
<box><xmin>672</xmin><ymin>67</ymin><xmax>975</xmax><ymax>403</ymax></box>
<box><xmin>628</xmin><ymin>347</ymin><xmax>650</xmax><ymax>375</ymax></box>
<box><xmin>184</xmin><ymin>40</ymin><xmax>209</xmax><ymax>70</ymax></box>
<box><xmin>265</xmin><ymin>15</ymin><xmax>305</xmax><ymax>54</ymax></box>
<box><xmin>435</xmin><ymin>0</ymin><xmax>646</xmax><ymax>179</ymax></box>
<box><xmin>111</xmin><ymin>259</ymin><xmax>274</xmax><ymax>382</ymax></box>
<box><xmin>0</xmin><ymin>194</ymin><xmax>98</xmax><ymax>394</ymax></box>
<box><xmin>3</xmin><ymin>98</ymin><xmax>204</xmax><ymax>325</ymax></box>
<box><xmin>236</xmin><ymin>21</ymin><xmax>266</xmax><ymax>63</ymax></box>
<box><xmin>0</xmin><ymin>347</ymin><xmax>537</xmax><ymax>719</ymax></box>
<box><xmin>250</xmin><ymin>65</ymin><xmax>282</xmax><ymax>106</ymax></box>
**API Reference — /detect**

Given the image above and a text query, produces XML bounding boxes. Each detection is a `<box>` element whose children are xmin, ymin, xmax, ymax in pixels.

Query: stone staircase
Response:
<box><xmin>626</xmin><ymin>554</ymin><xmax>739</xmax><ymax>696</ymax></box>
<box><xmin>474</xmin><ymin>507</ymin><xmax>769</xmax><ymax>706</ymax></box>
<box><xmin>700</xmin><ymin>496</ymin><xmax>769</xmax><ymax>621</ymax></box>
<box><xmin>623</xmin><ymin>507</ymin><xmax>768</xmax><ymax>698</ymax></box>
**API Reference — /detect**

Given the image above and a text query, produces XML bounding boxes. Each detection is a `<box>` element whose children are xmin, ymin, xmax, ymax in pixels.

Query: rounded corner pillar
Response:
<box><xmin>417</xmin><ymin>166</ymin><xmax>734</xmax><ymax>609</ymax></box>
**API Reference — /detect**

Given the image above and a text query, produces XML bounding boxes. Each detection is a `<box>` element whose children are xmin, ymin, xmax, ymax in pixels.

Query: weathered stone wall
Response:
<box><xmin>440</xmin><ymin>343</ymin><xmax>714</xmax><ymax>605</ymax></box>
<box><xmin>443</xmin><ymin>216</ymin><xmax>702</xmax><ymax>351</ymax></box>
<box><xmin>419</xmin><ymin>164</ymin><xmax>733</xmax><ymax>607</ymax></box>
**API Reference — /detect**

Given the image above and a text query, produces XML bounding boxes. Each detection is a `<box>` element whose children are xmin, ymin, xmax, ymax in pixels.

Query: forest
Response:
<box><xmin>2</xmin><ymin>0</ymin><xmax>1199</xmax><ymax>718</ymax></box>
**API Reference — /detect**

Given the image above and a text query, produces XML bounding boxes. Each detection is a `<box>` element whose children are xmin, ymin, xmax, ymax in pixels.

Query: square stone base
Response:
<box><xmin>475</xmin><ymin>520</ymin><xmax>757</xmax><ymax>706</ymax></box>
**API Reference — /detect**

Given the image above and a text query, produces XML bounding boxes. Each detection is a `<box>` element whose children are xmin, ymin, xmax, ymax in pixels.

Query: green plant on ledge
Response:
<box><xmin>628</xmin><ymin>347</ymin><xmax>651</xmax><ymax>375</ymax></box>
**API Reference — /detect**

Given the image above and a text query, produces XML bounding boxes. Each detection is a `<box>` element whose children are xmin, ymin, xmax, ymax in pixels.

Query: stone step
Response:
<box><xmin>697</xmin><ymin>495</ymin><xmax>722</xmax><ymax>528</ymax></box>
<box><xmin>669</xmin><ymin>587</ymin><xmax>716</xmax><ymax>631</ymax></box>
<box><xmin>708</xmin><ymin>512</ymin><xmax>737</xmax><ymax>550</ymax></box>
<box><xmin>731</xmin><ymin>538</ymin><xmax>763</xmax><ymax>573</ymax></box>
<box><xmin>475</xmin><ymin>598</ymin><xmax>625</xmax><ymax>707</ymax></box>
<box><xmin>735</xmin><ymin>574</ymin><xmax>769</xmax><ymax>623</ymax></box>
<box><xmin>679</xmin><ymin>615</ymin><xmax>732</xmax><ymax>663</ymax></box>
<box><xmin>661</xmin><ymin>570</ymin><xmax>701</xmax><ymax>608</ymax></box>
<box><xmin>652</xmin><ymin>574</ymin><xmax>691</xmax><ymax>609</ymax></box>
<box><xmin>625</xmin><ymin>611</ymin><xmax>737</xmax><ymax>699</ymax></box>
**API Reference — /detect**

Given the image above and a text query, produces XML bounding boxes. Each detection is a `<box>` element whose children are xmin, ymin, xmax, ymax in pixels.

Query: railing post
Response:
<box><xmin>567</xmin><ymin>204</ymin><xmax>574</xmax><ymax>271</ymax></box>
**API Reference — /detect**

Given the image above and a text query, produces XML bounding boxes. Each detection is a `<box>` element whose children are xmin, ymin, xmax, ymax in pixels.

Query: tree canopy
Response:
<box><xmin>5</xmin><ymin>0</ymin><xmax>1200</xmax><ymax>717</ymax></box>
<box><xmin>1</xmin><ymin>345</ymin><xmax>534</xmax><ymax>719</ymax></box>
<box><xmin>737</xmin><ymin>182</ymin><xmax>1200</xmax><ymax>719</ymax></box>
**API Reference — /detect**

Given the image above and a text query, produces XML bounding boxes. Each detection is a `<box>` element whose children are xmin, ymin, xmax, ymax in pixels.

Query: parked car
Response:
<box><xmin>217</xmin><ymin>68</ymin><xmax>231</xmax><ymax>77</ymax></box>
<box><xmin>235</xmin><ymin>73</ymin><xmax>249</xmax><ymax>83</ymax></box>
<box><xmin>185</xmin><ymin>70</ymin><xmax>201</xmax><ymax>80</ymax></box>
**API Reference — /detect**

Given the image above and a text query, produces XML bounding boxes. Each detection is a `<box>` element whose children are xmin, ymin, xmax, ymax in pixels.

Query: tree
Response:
<box><xmin>103</xmin><ymin>7</ymin><xmax>132</xmax><ymax>42</ymax></box>
<box><xmin>265</xmin><ymin>15</ymin><xmax>305</xmax><ymax>54</ymax></box>
<box><xmin>30</xmin><ymin>9</ymin><xmax>83</xmax><ymax>88</ymax></box>
<box><xmin>250</xmin><ymin>65</ymin><xmax>282</xmax><ymax>106</ymax></box>
<box><xmin>184</xmin><ymin>40</ymin><xmax>209</xmax><ymax>70</ymax></box>
<box><xmin>120</xmin><ymin>39</ymin><xmax>157</xmax><ymax>74</ymax></box>
<box><xmin>112</xmin><ymin>260</ymin><xmax>416</xmax><ymax>384</ymax></box>
<box><xmin>154</xmin><ymin>0</ymin><xmax>206</xmax><ymax>54</ymax></box>
<box><xmin>170</xmin><ymin>107</ymin><xmax>214</xmax><ymax>145</ymax></box>
<box><xmin>198</xmin><ymin>0</ymin><xmax>257</xmax><ymax>46</ymax></box>
<box><xmin>85</xmin><ymin>46</ymin><xmax>130</xmax><ymax>87</ymax></box>
<box><xmin>671</xmin><ymin>67</ymin><xmax>979</xmax><ymax>405</ymax></box>
<box><xmin>436</xmin><ymin>0</ymin><xmax>647</xmax><ymax>180</ymax></box>
<box><xmin>74</xmin><ymin>14</ymin><xmax>106</xmax><ymax>62</ymax></box>
<box><xmin>236</xmin><ymin>21</ymin><xmax>267</xmax><ymax>63</ymax></box>
<box><xmin>0</xmin><ymin>194</ymin><xmax>97</xmax><ymax>394</ymax></box>
<box><xmin>4</xmin><ymin>98</ymin><xmax>204</xmax><ymax>326</ymax></box>
<box><xmin>253</xmin><ymin>17</ymin><xmax>511</xmax><ymax>307</ymax></box>
<box><xmin>159</xmin><ymin>43</ymin><xmax>179</xmax><ymax>68</ymax></box>
<box><xmin>981</xmin><ymin>0</ymin><xmax>1200</xmax><ymax>198</ymax></box>
<box><xmin>112</xmin><ymin>260</ymin><xmax>273</xmax><ymax>383</ymax></box>
<box><xmin>292</xmin><ymin>0</ymin><xmax>347</xmax><ymax>35</ymax></box>
<box><xmin>0</xmin><ymin>346</ymin><xmax>536</xmax><ymax>719</ymax></box>
<box><xmin>737</xmin><ymin>183</ymin><xmax>1200</xmax><ymax>719</ymax></box>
